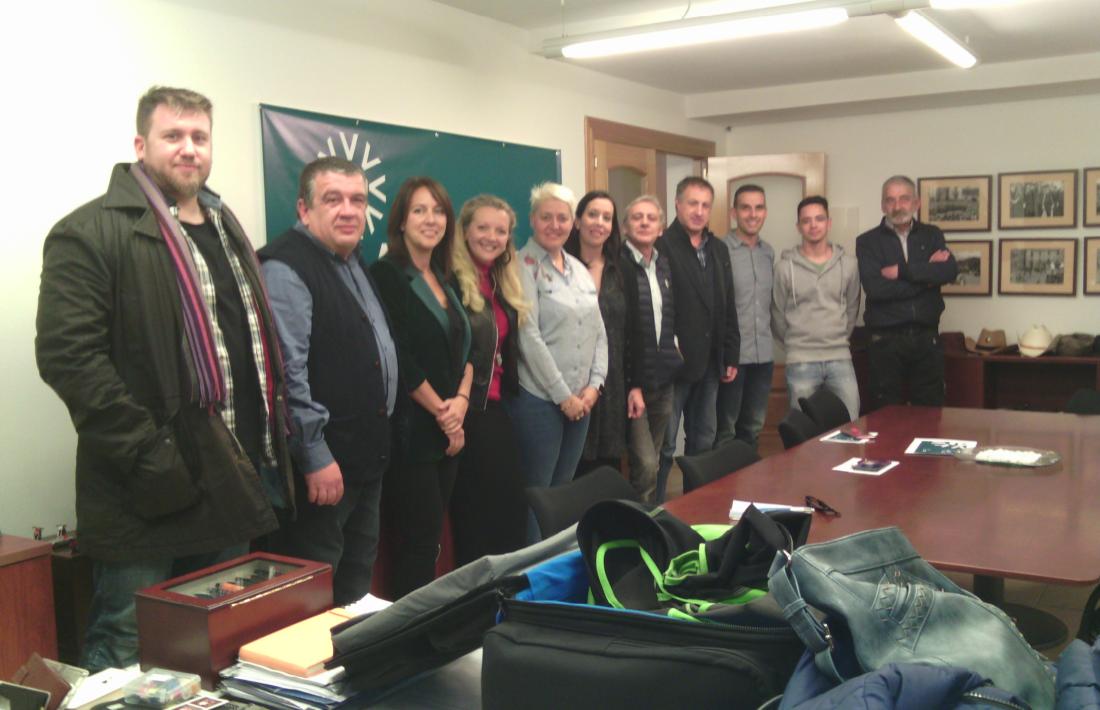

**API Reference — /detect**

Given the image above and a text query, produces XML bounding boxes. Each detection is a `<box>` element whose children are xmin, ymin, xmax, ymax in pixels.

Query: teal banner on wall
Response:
<box><xmin>260</xmin><ymin>104</ymin><xmax>561</xmax><ymax>260</ymax></box>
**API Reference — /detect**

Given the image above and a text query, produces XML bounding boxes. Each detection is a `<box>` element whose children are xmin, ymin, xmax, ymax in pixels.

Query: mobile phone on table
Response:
<box><xmin>852</xmin><ymin>458</ymin><xmax>891</xmax><ymax>473</ymax></box>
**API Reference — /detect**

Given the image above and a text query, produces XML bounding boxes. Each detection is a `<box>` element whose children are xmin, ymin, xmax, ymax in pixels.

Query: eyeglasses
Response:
<box><xmin>805</xmin><ymin>495</ymin><xmax>841</xmax><ymax>517</ymax></box>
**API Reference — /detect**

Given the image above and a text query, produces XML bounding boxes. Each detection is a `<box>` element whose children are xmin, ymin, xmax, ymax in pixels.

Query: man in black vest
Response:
<box><xmin>260</xmin><ymin>157</ymin><xmax>398</xmax><ymax>604</ymax></box>
<box><xmin>654</xmin><ymin>177</ymin><xmax>740</xmax><ymax>502</ymax></box>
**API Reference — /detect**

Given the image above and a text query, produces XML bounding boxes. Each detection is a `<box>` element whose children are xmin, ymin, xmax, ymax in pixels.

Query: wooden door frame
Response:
<box><xmin>585</xmin><ymin>117</ymin><xmax>716</xmax><ymax>213</ymax></box>
<box><xmin>706</xmin><ymin>152</ymin><xmax>826</xmax><ymax>236</ymax></box>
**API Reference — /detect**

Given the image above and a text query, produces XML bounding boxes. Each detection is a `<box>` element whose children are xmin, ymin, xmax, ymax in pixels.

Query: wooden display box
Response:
<box><xmin>135</xmin><ymin>552</ymin><xmax>332</xmax><ymax>689</ymax></box>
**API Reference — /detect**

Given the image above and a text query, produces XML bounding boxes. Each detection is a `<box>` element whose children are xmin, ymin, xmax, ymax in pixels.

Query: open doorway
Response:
<box><xmin>585</xmin><ymin>117</ymin><xmax>715</xmax><ymax>224</ymax></box>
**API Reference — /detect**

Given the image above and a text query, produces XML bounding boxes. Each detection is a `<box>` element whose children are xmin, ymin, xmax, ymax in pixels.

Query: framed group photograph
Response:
<box><xmin>1085</xmin><ymin>237</ymin><xmax>1100</xmax><ymax>295</ymax></box>
<box><xmin>998</xmin><ymin>238</ymin><xmax>1077</xmax><ymax>296</ymax></box>
<box><xmin>918</xmin><ymin>175</ymin><xmax>991</xmax><ymax>232</ymax></box>
<box><xmin>943</xmin><ymin>239</ymin><xmax>992</xmax><ymax>296</ymax></box>
<box><xmin>1085</xmin><ymin>168</ymin><xmax>1100</xmax><ymax>228</ymax></box>
<box><xmin>998</xmin><ymin>170</ymin><xmax>1077</xmax><ymax>229</ymax></box>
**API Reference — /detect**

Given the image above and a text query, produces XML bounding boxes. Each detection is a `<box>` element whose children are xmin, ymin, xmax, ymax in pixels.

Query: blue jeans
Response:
<box><xmin>82</xmin><ymin>543</ymin><xmax>248</xmax><ymax>672</ymax></box>
<box><xmin>785</xmin><ymin>359</ymin><xmax>860</xmax><ymax>421</ymax></box>
<box><xmin>504</xmin><ymin>386</ymin><xmax>591</xmax><ymax>542</ymax></box>
<box><xmin>716</xmin><ymin>361</ymin><xmax>774</xmax><ymax>451</ymax></box>
<box><xmin>656</xmin><ymin>366</ymin><xmax>720</xmax><ymax>503</ymax></box>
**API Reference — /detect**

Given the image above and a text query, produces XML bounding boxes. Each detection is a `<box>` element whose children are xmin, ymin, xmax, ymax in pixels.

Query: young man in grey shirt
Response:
<box><xmin>717</xmin><ymin>185</ymin><xmax>774</xmax><ymax>452</ymax></box>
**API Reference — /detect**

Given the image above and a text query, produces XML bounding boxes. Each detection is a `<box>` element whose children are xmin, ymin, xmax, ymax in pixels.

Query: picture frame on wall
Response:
<box><xmin>1084</xmin><ymin>168</ymin><xmax>1100</xmax><ymax>228</ymax></box>
<box><xmin>998</xmin><ymin>170</ymin><xmax>1077</xmax><ymax>229</ymax></box>
<box><xmin>943</xmin><ymin>239</ymin><xmax>992</xmax><ymax>296</ymax></box>
<box><xmin>1084</xmin><ymin>237</ymin><xmax>1100</xmax><ymax>295</ymax></box>
<box><xmin>998</xmin><ymin>238</ymin><xmax>1077</xmax><ymax>296</ymax></box>
<box><xmin>918</xmin><ymin>175</ymin><xmax>991</xmax><ymax>232</ymax></box>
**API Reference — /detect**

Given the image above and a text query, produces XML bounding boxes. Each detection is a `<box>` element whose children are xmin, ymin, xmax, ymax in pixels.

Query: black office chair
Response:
<box><xmin>1066</xmin><ymin>388</ymin><xmax>1100</xmax><ymax>414</ymax></box>
<box><xmin>798</xmin><ymin>388</ymin><xmax>853</xmax><ymax>431</ymax></box>
<box><xmin>778</xmin><ymin>409</ymin><xmax>821</xmax><ymax>450</ymax></box>
<box><xmin>526</xmin><ymin>466</ymin><xmax>641</xmax><ymax>539</ymax></box>
<box><xmin>1077</xmin><ymin>585</ymin><xmax>1100</xmax><ymax>644</ymax></box>
<box><xmin>676</xmin><ymin>439</ymin><xmax>761</xmax><ymax>494</ymax></box>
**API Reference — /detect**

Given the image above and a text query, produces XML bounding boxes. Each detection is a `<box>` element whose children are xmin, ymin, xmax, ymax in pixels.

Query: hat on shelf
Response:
<box><xmin>964</xmin><ymin>328</ymin><xmax>1010</xmax><ymax>356</ymax></box>
<box><xmin>1017</xmin><ymin>325</ymin><xmax>1054</xmax><ymax>358</ymax></box>
<box><xmin>1053</xmin><ymin>333</ymin><xmax>1095</xmax><ymax>357</ymax></box>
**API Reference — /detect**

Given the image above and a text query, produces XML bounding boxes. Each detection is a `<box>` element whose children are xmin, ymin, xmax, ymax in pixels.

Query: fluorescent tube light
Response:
<box><xmin>559</xmin><ymin>7</ymin><xmax>848</xmax><ymax>59</ymax></box>
<box><xmin>930</xmin><ymin>0</ymin><xmax>1023</xmax><ymax>8</ymax></box>
<box><xmin>895</xmin><ymin>11</ymin><xmax>977</xmax><ymax>68</ymax></box>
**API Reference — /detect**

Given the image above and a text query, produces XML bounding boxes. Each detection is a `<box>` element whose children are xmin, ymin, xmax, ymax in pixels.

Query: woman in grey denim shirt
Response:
<box><xmin>506</xmin><ymin>182</ymin><xmax>609</xmax><ymax>542</ymax></box>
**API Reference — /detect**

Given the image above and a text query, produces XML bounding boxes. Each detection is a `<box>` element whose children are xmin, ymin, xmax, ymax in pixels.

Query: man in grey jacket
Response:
<box><xmin>772</xmin><ymin>196</ymin><xmax>861</xmax><ymax>419</ymax></box>
<box><xmin>717</xmin><ymin>185</ymin><xmax>774</xmax><ymax>452</ymax></box>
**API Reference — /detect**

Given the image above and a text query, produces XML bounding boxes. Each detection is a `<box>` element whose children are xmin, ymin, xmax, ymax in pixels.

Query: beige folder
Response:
<box><xmin>237</xmin><ymin>607</ymin><xmax>358</xmax><ymax>678</ymax></box>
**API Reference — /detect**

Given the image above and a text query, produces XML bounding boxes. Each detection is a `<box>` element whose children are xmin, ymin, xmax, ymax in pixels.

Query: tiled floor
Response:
<box><xmin>663</xmin><ymin>464</ymin><xmax>1091</xmax><ymax>660</ymax></box>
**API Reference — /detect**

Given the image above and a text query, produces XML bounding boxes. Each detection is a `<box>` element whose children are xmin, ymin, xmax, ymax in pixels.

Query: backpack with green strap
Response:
<box><xmin>578</xmin><ymin>499</ymin><xmax>811</xmax><ymax>625</ymax></box>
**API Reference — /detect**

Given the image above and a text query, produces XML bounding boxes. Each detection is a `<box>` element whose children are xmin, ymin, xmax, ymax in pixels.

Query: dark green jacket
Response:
<box><xmin>370</xmin><ymin>256</ymin><xmax>471</xmax><ymax>464</ymax></box>
<box><xmin>35</xmin><ymin>163</ymin><xmax>293</xmax><ymax>562</ymax></box>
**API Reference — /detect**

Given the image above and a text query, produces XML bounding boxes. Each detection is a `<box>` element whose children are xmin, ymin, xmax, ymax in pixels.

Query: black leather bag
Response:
<box><xmin>483</xmin><ymin>551</ymin><xmax>804</xmax><ymax>710</ymax></box>
<box><xmin>482</xmin><ymin>503</ymin><xmax>811</xmax><ymax>710</ymax></box>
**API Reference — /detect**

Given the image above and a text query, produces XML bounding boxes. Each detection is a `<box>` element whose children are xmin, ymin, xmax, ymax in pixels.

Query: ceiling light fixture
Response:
<box><xmin>547</xmin><ymin>7</ymin><xmax>849</xmax><ymax>59</ymax></box>
<box><xmin>929</xmin><ymin>0</ymin><xmax>1023</xmax><ymax>8</ymax></box>
<box><xmin>542</xmin><ymin>1</ymin><xmax>981</xmax><ymax>68</ymax></box>
<box><xmin>895</xmin><ymin>10</ymin><xmax>977</xmax><ymax>68</ymax></box>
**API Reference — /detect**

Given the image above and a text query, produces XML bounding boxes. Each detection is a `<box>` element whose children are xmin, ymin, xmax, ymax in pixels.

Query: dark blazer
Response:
<box><xmin>370</xmin><ymin>256</ymin><xmax>471</xmax><ymax>463</ymax></box>
<box><xmin>655</xmin><ymin>219</ymin><xmax>740</xmax><ymax>384</ymax></box>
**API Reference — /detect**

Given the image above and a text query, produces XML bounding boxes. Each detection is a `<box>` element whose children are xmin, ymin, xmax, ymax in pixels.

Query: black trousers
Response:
<box><xmin>867</xmin><ymin>329</ymin><xmax>945</xmax><ymax>410</ymax></box>
<box><xmin>450</xmin><ymin>401</ymin><xmax>527</xmax><ymax>566</ymax></box>
<box><xmin>381</xmin><ymin>452</ymin><xmax>459</xmax><ymax>600</ymax></box>
<box><xmin>268</xmin><ymin>459</ymin><xmax>385</xmax><ymax>607</ymax></box>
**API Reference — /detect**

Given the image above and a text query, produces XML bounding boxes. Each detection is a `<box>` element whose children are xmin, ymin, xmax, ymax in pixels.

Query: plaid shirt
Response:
<box><xmin>174</xmin><ymin>205</ymin><xmax>275</xmax><ymax>464</ymax></box>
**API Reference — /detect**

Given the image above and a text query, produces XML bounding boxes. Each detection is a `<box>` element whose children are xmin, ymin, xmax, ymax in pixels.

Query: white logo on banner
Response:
<box><xmin>318</xmin><ymin>132</ymin><xmax>387</xmax><ymax>238</ymax></box>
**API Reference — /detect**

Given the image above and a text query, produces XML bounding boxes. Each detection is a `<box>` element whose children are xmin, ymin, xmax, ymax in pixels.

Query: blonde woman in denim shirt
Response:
<box><xmin>508</xmin><ymin>182</ymin><xmax>608</xmax><ymax>541</ymax></box>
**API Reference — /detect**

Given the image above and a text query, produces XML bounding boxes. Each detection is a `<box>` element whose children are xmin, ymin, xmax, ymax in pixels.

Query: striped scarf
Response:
<box><xmin>131</xmin><ymin>162</ymin><xmax>226</xmax><ymax>409</ymax></box>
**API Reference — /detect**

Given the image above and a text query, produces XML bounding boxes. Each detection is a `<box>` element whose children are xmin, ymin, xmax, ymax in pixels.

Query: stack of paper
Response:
<box><xmin>220</xmin><ymin>594</ymin><xmax>393</xmax><ymax>709</ymax></box>
<box><xmin>220</xmin><ymin>662</ymin><xmax>352</xmax><ymax>710</ymax></box>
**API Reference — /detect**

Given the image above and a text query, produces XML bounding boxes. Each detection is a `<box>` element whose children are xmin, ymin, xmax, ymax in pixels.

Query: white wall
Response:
<box><xmin>1</xmin><ymin>0</ymin><xmax>722</xmax><ymax>538</ymax></box>
<box><xmin>725</xmin><ymin>92</ymin><xmax>1100</xmax><ymax>338</ymax></box>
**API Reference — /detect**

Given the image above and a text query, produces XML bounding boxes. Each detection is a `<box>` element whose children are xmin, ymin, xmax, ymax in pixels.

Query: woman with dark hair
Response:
<box><xmin>449</xmin><ymin>195</ymin><xmax>530</xmax><ymax>564</ymax></box>
<box><xmin>564</xmin><ymin>191</ymin><xmax>626</xmax><ymax>473</ymax></box>
<box><xmin>370</xmin><ymin>176</ymin><xmax>472</xmax><ymax>599</ymax></box>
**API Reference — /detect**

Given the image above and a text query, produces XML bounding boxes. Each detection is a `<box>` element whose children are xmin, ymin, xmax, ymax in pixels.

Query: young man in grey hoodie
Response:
<box><xmin>772</xmin><ymin>196</ymin><xmax>862</xmax><ymax>420</ymax></box>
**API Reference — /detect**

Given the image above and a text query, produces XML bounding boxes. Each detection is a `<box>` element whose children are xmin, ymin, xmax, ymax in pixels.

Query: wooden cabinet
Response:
<box><xmin>944</xmin><ymin>353</ymin><xmax>1100</xmax><ymax>411</ymax></box>
<box><xmin>0</xmin><ymin>536</ymin><xmax>58</xmax><ymax>677</ymax></box>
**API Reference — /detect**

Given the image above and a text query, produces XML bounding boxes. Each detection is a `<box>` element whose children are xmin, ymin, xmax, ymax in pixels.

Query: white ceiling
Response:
<box><xmin>433</xmin><ymin>0</ymin><xmax>1100</xmax><ymax>123</ymax></box>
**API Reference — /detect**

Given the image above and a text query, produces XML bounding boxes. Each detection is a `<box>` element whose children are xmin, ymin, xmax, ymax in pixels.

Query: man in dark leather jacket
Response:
<box><xmin>856</xmin><ymin>175</ymin><xmax>957</xmax><ymax>409</ymax></box>
<box><xmin>36</xmin><ymin>87</ymin><xmax>292</xmax><ymax>671</ymax></box>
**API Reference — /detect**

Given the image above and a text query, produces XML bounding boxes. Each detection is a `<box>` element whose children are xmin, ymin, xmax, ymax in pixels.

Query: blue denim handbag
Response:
<box><xmin>767</xmin><ymin>527</ymin><xmax>1056</xmax><ymax>709</ymax></box>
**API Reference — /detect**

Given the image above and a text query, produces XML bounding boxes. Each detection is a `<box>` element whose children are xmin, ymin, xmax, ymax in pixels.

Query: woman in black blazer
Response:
<box><xmin>370</xmin><ymin>176</ymin><xmax>472</xmax><ymax>599</ymax></box>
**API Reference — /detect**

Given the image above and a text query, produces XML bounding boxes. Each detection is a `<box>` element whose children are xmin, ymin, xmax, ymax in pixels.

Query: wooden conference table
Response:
<box><xmin>664</xmin><ymin>405</ymin><xmax>1100</xmax><ymax>648</ymax></box>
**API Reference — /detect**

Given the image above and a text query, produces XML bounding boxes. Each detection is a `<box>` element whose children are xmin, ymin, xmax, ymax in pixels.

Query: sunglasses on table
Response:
<box><xmin>805</xmin><ymin>495</ymin><xmax>841</xmax><ymax>517</ymax></box>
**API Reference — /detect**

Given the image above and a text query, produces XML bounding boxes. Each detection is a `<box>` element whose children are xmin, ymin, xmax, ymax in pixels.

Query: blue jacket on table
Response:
<box><xmin>856</xmin><ymin>218</ymin><xmax>957</xmax><ymax>330</ymax></box>
<box><xmin>779</xmin><ymin>651</ymin><xmax>1030</xmax><ymax>709</ymax></box>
